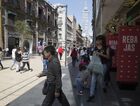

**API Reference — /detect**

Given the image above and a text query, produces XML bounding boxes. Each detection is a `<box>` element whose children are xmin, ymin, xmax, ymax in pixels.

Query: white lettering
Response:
<box><xmin>123</xmin><ymin>44</ymin><xmax>135</xmax><ymax>52</ymax></box>
<box><xmin>123</xmin><ymin>36</ymin><xmax>126</xmax><ymax>43</ymax></box>
<box><xmin>122</xmin><ymin>36</ymin><xmax>138</xmax><ymax>43</ymax></box>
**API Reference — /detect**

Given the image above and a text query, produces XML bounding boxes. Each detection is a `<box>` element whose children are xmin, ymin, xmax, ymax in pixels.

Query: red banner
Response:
<box><xmin>117</xmin><ymin>26</ymin><xmax>140</xmax><ymax>83</ymax></box>
<box><xmin>106</xmin><ymin>33</ymin><xmax>118</xmax><ymax>68</ymax></box>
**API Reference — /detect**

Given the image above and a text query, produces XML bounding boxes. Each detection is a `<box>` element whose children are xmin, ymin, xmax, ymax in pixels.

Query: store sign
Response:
<box><xmin>117</xmin><ymin>26</ymin><xmax>140</xmax><ymax>83</ymax></box>
<box><xmin>106</xmin><ymin>34</ymin><xmax>118</xmax><ymax>68</ymax></box>
<box><xmin>122</xmin><ymin>35</ymin><xmax>138</xmax><ymax>52</ymax></box>
<box><xmin>107</xmin><ymin>35</ymin><xmax>118</xmax><ymax>49</ymax></box>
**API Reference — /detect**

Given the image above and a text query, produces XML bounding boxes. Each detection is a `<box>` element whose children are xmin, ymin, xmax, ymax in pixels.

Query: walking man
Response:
<box><xmin>40</xmin><ymin>45</ymin><xmax>70</xmax><ymax>106</ymax></box>
<box><xmin>10</xmin><ymin>46</ymin><xmax>17</xmax><ymax>70</ymax></box>
<box><xmin>57</xmin><ymin>46</ymin><xmax>63</xmax><ymax>60</ymax></box>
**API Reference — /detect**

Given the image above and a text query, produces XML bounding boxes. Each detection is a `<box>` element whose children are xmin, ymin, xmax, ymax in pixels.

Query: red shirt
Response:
<box><xmin>58</xmin><ymin>47</ymin><xmax>63</xmax><ymax>54</ymax></box>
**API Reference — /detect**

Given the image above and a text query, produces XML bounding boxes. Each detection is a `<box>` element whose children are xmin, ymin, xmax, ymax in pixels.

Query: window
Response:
<box><xmin>59</xmin><ymin>33</ymin><xmax>62</xmax><ymax>39</ymax></box>
<box><xmin>27</xmin><ymin>2</ymin><xmax>32</xmax><ymax>14</ymax></box>
<box><xmin>48</xmin><ymin>15</ymin><xmax>50</xmax><ymax>22</ymax></box>
<box><xmin>8</xmin><ymin>13</ymin><xmax>15</xmax><ymax>26</ymax></box>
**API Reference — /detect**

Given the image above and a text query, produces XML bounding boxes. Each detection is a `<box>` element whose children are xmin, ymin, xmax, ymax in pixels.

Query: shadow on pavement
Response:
<box><xmin>7</xmin><ymin>80</ymin><xmax>61</xmax><ymax>106</ymax></box>
<box><xmin>68</xmin><ymin>61</ymin><xmax>140</xmax><ymax>106</ymax></box>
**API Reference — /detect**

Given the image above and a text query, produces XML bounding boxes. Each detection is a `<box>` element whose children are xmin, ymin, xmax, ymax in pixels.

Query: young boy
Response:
<box><xmin>38</xmin><ymin>45</ymin><xmax>70</xmax><ymax>106</ymax></box>
<box><xmin>76</xmin><ymin>60</ymin><xmax>89</xmax><ymax>95</ymax></box>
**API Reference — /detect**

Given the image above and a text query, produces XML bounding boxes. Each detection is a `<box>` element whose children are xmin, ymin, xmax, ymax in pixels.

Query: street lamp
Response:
<box><xmin>55</xmin><ymin>4</ymin><xmax>67</xmax><ymax>66</ymax></box>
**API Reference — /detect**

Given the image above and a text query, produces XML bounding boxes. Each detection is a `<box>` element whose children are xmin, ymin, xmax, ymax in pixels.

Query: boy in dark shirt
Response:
<box><xmin>38</xmin><ymin>45</ymin><xmax>70</xmax><ymax>106</ymax></box>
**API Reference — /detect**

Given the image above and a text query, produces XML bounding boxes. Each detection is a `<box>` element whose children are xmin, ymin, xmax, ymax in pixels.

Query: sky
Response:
<box><xmin>47</xmin><ymin>0</ymin><xmax>93</xmax><ymax>36</ymax></box>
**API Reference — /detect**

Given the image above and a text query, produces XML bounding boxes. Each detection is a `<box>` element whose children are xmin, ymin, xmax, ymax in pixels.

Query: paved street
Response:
<box><xmin>68</xmin><ymin>58</ymin><xmax>140</xmax><ymax>106</ymax></box>
<box><xmin>0</xmin><ymin>56</ymin><xmax>140</xmax><ymax>106</ymax></box>
<box><xmin>0</xmin><ymin>56</ymin><xmax>76</xmax><ymax>106</ymax></box>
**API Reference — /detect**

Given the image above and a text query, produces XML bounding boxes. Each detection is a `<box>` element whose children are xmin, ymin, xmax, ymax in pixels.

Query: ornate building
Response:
<box><xmin>1</xmin><ymin>0</ymin><xmax>57</xmax><ymax>54</ymax></box>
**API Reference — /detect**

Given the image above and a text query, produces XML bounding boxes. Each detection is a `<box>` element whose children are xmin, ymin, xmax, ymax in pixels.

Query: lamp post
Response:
<box><xmin>56</xmin><ymin>4</ymin><xmax>67</xmax><ymax>66</ymax></box>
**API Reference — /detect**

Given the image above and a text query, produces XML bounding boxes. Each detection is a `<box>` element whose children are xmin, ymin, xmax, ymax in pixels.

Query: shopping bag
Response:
<box><xmin>87</xmin><ymin>55</ymin><xmax>103</xmax><ymax>75</ymax></box>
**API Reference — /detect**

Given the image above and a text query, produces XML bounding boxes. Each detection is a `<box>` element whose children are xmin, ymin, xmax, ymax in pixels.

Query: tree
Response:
<box><xmin>15</xmin><ymin>20</ymin><xmax>32</xmax><ymax>47</ymax></box>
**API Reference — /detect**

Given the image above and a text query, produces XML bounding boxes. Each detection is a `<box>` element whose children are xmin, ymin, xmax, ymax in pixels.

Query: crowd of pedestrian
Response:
<box><xmin>0</xmin><ymin>46</ymin><xmax>33</xmax><ymax>72</ymax></box>
<box><xmin>69</xmin><ymin>35</ymin><xmax>114</xmax><ymax>102</ymax></box>
<box><xmin>0</xmin><ymin>35</ymin><xmax>114</xmax><ymax>105</ymax></box>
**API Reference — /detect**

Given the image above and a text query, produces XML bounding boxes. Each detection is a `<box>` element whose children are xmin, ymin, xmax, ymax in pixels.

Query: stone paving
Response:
<box><xmin>0</xmin><ymin>56</ymin><xmax>140</xmax><ymax>106</ymax></box>
<box><xmin>0</xmin><ymin>56</ymin><xmax>76</xmax><ymax>106</ymax></box>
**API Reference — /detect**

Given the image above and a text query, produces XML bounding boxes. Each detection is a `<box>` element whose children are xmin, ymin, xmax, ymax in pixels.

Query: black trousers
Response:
<box><xmin>0</xmin><ymin>61</ymin><xmax>3</xmax><ymax>69</ymax></box>
<box><xmin>21</xmin><ymin>62</ymin><xmax>30</xmax><ymax>70</ymax></box>
<box><xmin>59</xmin><ymin>53</ymin><xmax>62</xmax><ymax>60</ymax></box>
<box><xmin>42</xmin><ymin>83</ymin><xmax>70</xmax><ymax>106</ymax></box>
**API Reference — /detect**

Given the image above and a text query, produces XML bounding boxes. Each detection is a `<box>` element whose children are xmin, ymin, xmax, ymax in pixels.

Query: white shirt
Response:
<box><xmin>80</xmin><ymin>50</ymin><xmax>86</xmax><ymax>56</ymax></box>
<box><xmin>12</xmin><ymin>48</ymin><xmax>16</xmax><ymax>59</ymax></box>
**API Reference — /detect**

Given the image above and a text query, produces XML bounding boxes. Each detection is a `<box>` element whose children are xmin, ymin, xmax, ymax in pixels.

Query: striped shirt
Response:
<box><xmin>22</xmin><ymin>52</ymin><xmax>30</xmax><ymax>62</ymax></box>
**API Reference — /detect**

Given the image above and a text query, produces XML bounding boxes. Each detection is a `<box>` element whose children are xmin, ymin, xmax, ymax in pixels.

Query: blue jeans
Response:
<box><xmin>90</xmin><ymin>73</ymin><xmax>97</xmax><ymax>96</ymax></box>
<box><xmin>43</xmin><ymin>59</ymin><xmax>48</xmax><ymax>73</ymax></box>
<box><xmin>76</xmin><ymin>78</ymin><xmax>84</xmax><ymax>92</ymax></box>
<box><xmin>72</xmin><ymin>57</ymin><xmax>77</xmax><ymax>67</ymax></box>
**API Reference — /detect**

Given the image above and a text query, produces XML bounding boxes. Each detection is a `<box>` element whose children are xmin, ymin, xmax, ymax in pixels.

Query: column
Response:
<box><xmin>4</xmin><ymin>9</ymin><xmax>8</xmax><ymax>49</ymax></box>
<box><xmin>35</xmin><ymin>1</ymin><xmax>39</xmax><ymax>53</ymax></box>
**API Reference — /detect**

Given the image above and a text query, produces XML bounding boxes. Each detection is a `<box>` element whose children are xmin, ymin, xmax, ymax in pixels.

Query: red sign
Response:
<box><xmin>117</xmin><ymin>26</ymin><xmax>140</xmax><ymax>83</ymax></box>
<box><xmin>106</xmin><ymin>33</ymin><xmax>118</xmax><ymax>68</ymax></box>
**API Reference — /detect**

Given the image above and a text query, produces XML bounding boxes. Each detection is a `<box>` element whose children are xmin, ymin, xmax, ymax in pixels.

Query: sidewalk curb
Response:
<box><xmin>61</xmin><ymin>65</ymin><xmax>77</xmax><ymax>106</ymax></box>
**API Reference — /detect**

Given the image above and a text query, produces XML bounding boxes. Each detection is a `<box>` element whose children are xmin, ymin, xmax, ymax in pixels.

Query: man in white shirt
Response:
<box><xmin>10</xmin><ymin>46</ymin><xmax>17</xmax><ymax>70</ymax></box>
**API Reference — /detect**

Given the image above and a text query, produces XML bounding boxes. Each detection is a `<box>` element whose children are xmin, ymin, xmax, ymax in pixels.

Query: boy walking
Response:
<box><xmin>40</xmin><ymin>45</ymin><xmax>70</xmax><ymax>106</ymax></box>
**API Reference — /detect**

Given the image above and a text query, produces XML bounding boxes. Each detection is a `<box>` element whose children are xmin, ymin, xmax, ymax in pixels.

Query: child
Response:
<box><xmin>76</xmin><ymin>62</ymin><xmax>89</xmax><ymax>95</ymax></box>
<box><xmin>21</xmin><ymin>47</ymin><xmax>32</xmax><ymax>71</ymax></box>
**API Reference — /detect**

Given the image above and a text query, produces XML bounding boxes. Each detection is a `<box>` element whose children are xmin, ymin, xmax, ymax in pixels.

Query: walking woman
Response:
<box><xmin>95</xmin><ymin>36</ymin><xmax>111</xmax><ymax>91</ymax></box>
<box><xmin>87</xmin><ymin>35</ymin><xmax>110</xmax><ymax>102</ymax></box>
<box><xmin>0</xmin><ymin>47</ymin><xmax>4</xmax><ymax>69</ymax></box>
<box><xmin>21</xmin><ymin>47</ymin><xmax>32</xmax><ymax>71</ymax></box>
<box><xmin>15</xmin><ymin>47</ymin><xmax>22</xmax><ymax>72</ymax></box>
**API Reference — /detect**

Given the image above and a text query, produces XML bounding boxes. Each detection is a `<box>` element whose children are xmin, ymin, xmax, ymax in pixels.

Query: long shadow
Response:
<box><xmin>0</xmin><ymin>67</ymin><xmax>9</xmax><ymax>71</ymax></box>
<box><xmin>7</xmin><ymin>80</ymin><xmax>61</xmax><ymax>106</ymax></box>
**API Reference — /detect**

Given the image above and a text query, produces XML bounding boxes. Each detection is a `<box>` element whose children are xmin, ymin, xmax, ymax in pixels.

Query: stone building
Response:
<box><xmin>92</xmin><ymin>0</ymin><xmax>139</xmax><ymax>36</ymax></box>
<box><xmin>0</xmin><ymin>0</ymin><xmax>57</xmax><ymax>54</ymax></box>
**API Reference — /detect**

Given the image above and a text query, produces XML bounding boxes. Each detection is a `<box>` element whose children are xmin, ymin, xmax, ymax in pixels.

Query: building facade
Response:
<box><xmin>55</xmin><ymin>5</ymin><xmax>67</xmax><ymax>48</ymax></box>
<box><xmin>76</xmin><ymin>24</ymin><xmax>84</xmax><ymax>47</ymax></box>
<box><xmin>66</xmin><ymin>17</ymin><xmax>73</xmax><ymax>48</ymax></box>
<box><xmin>92</xmin><ymin>0</ymin><xmax>139</xmax><ymax>36</ymax></box>
<box><xmin>1</xmin><ymin>0</ymin><xmax>57</xmax><ymax>54</ymax></box>
<box><xmin>68</xmin><ymin>16</ymin><xmax>77</xmax><ymax>46</ymax></box>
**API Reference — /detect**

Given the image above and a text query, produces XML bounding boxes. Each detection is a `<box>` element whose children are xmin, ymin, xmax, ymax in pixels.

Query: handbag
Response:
<box><xmin>42</xmin><ymin>80</ymin><xmax>55</xmax><ymax>95</ymax></box>
<box><xmin>87</xmin><ymin>55</ymin><xmax>103</xmax><ymax>75</ymax></box>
